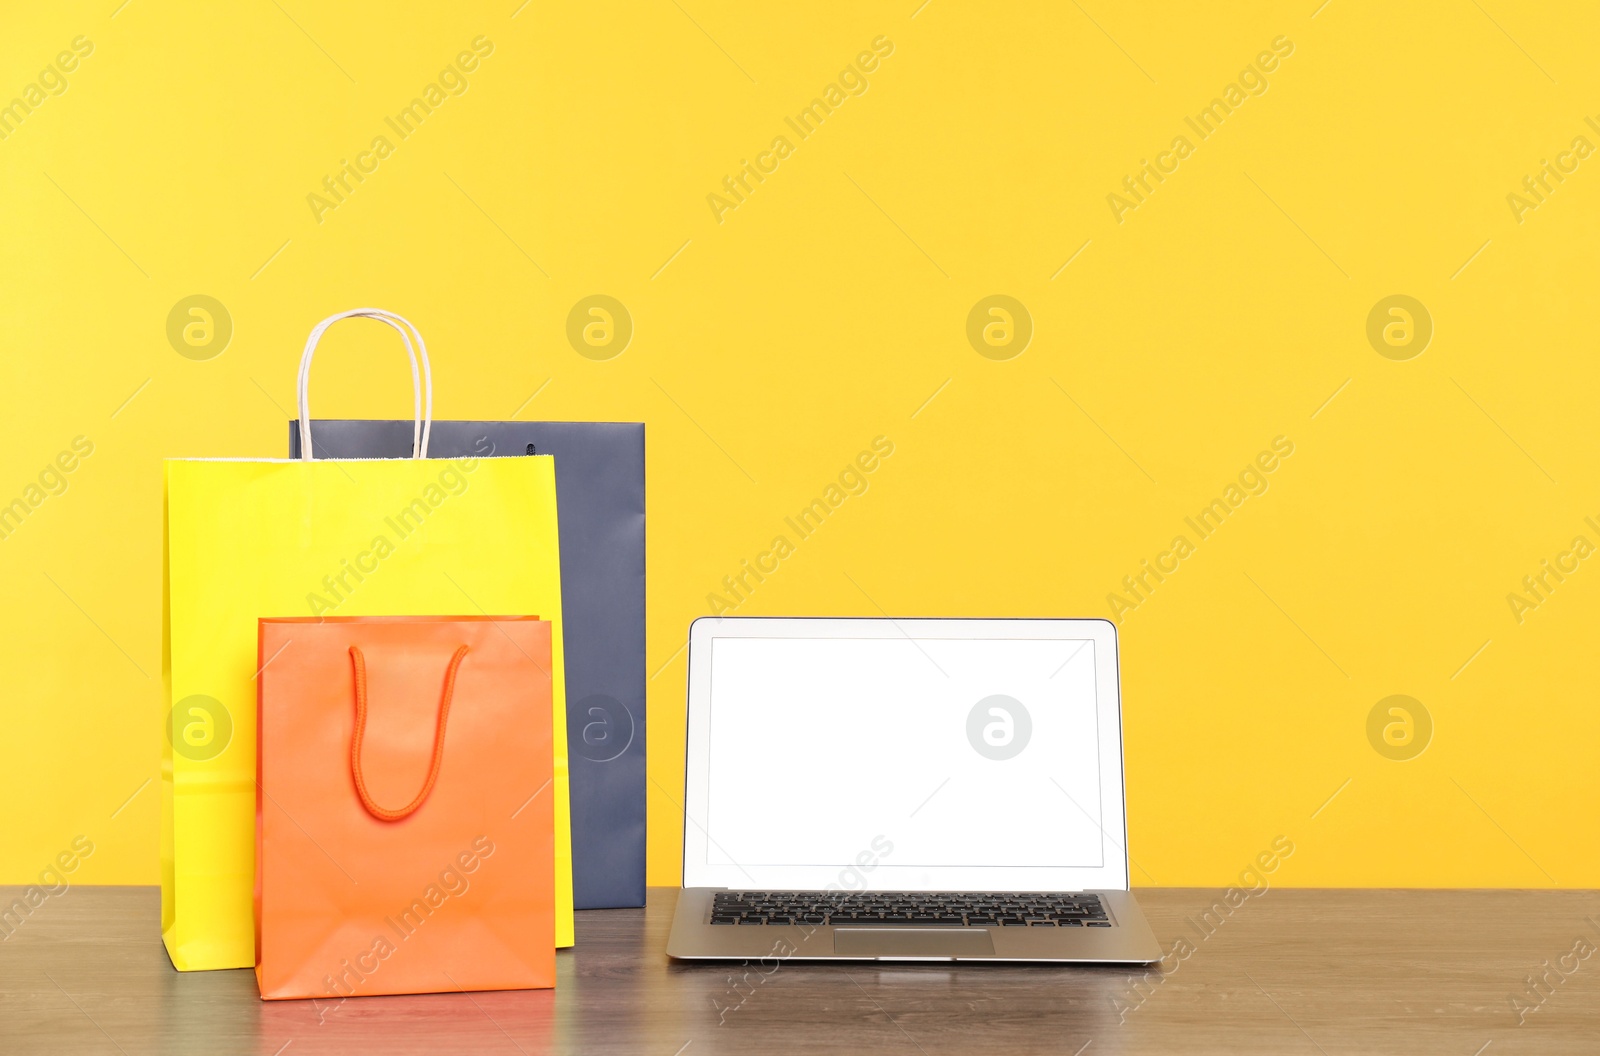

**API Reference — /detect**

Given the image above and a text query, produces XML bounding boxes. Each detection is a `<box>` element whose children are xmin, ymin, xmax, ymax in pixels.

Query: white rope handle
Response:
<box><xmin>296</xmin><ymin>309</ymin><xmax>434</xmax><ymax>460</ymax></box>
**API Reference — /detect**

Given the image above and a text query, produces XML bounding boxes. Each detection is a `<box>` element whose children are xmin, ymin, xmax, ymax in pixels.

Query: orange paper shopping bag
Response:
<box><xmin>255</xmin><ymin>616</ymin><xmax>556</xmax><ymax>1001</ymax></box>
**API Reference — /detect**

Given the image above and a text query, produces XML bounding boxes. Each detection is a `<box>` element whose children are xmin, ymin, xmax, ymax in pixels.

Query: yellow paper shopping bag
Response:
<box><xmin>161</xmin><ymin>309</ymin><xmax>575</xmax><ymax>971</ymax></box>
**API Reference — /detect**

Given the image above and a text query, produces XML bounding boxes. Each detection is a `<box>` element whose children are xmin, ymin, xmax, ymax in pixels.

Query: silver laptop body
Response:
<box><xmin>666</xmin><ymin>617</ymin><xmax>1162</xmax><ymax>963</ymax></box>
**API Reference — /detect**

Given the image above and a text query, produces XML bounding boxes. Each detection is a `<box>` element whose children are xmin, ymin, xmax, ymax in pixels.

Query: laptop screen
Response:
<box><xmin>684</xmin><ymin>619</ymin><xmax>1129</xmax><ymax>892</ymax></box>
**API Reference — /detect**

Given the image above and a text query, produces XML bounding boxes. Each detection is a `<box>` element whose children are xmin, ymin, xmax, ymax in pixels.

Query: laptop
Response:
<box><xmin>666</xmin><ymin>616</ymin><xmax>1162</xmax><ymax>963</ymax></box>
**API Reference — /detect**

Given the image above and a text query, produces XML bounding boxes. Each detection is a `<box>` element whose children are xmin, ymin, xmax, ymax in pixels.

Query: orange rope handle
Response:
<box><xmin>348</xmin><ymin>644</ymin><xmax>469</xmax><ymax>822</ymax></box>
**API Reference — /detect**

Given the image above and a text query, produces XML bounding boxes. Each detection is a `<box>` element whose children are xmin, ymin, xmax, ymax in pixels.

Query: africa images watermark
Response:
<box><xmin>306</xmin><ymin>35</ymin><xmax>495</xmax><ymax>224</ymax></box>
<box><xmin>1107</xmin><ymin>436</ymin><xmax>1295</xmax><ymax>622</ymax></box>
<box><xmin>705</xmin><ymin>436</ymin><xmax>895</xmax><ymax>615</ymax></box>
<box><xmin>1112</xmin><ymin>835</ymin><xmax>1295</xmax><ymax>1021</ymax></box>
<box><xmin>0</xmin><ymin>836</ymin><xmax>96</xmax><ymax>942</ymax></box>
<box><xmin>1505</xmin><ymin>116</ymin><xmax>1600</xmax><ymax>225</ymax></box>
<box><xmin>305</xmin><ymin>451</ymin><xmax>486</xmax><ymax>615</ymax></box>
<box><xmin>1507</xmin><ymin>917</ymin><xmax>1600</xmax><ymax>1025</ymax></box>
<box><xmin>167</xmin><ymin>295</ymin><xmax>233</xmax><ymax>361</ymax></box>
<box><xmin>712</xmin><ymin>834</ymin><xmax>895</xmax><ymax>1024</ymax></box>
<box><xmin>706</xmin><ymin>35</ymin><xmax>895</xmax><ymax>224</ymax></box>
<box><xmin>0</xmin><ymin>35</ymin><xmax>94</xmax><ymax>142</ymax></box>
<box><xmin>1107</xmin><ymin>35</ymin><xmax>1294</xmax><ymax>224</ymax></box>
<box><xmin>1367</xmin><ymin>695</ymin><xmax>1432</xmax><ymax>761</ymax></box>
<box><xmin>314</xmin><ymin>835</ymin><xmax>497</xmax><ymax>1021</ymax></box>
<box><xmin>1505</xmin><ymin>515</ymin><xmax>1600</xmax><ymax>625</ymax></box>
<box><xmin>0</xmin><ymin>436</ymin><xmax>95</xmax><ymax>542</ymax></box>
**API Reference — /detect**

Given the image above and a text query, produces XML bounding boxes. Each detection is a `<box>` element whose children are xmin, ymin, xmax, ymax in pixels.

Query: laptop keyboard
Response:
<box><xmin>710</xmin><ymin>891</ymin><xmax>1110</xmax><ymax>927</ymax></box>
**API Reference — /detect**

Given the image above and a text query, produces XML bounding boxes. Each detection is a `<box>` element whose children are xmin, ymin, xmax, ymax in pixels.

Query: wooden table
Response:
<box><xmin>2</xmin><ymin>886</ymin><xmax>1597</xmax><ymax>1054</ymax></box>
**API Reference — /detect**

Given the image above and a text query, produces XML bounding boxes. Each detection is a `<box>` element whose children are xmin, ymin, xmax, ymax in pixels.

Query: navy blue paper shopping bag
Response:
<box><xmin>291</xmin><ymin>418</ymin><xmax>646</xmax><ymax>909</ymax></box>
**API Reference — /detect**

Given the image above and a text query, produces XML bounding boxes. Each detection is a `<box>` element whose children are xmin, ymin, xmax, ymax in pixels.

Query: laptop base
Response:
<box><xmin>666</xmin><ymin>888</ymin><xmax>1163</xmax><ymax>963</ymax></box>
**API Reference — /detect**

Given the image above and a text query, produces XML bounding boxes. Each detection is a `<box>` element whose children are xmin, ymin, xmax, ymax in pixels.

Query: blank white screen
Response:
<box><xmin>705</xmin><ymin>635</ymin><xmax>1104</xmax><ymax>872</ymax></box>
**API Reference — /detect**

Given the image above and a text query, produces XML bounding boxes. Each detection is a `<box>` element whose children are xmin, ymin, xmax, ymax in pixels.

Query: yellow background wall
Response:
<box><xmin>3</xmin><ymin>0</ymin><xmax>1596</xmax><ymax>890</ymax></box>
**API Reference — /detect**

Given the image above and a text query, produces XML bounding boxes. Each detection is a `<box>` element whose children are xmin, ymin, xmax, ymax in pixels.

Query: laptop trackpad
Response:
<box><xmin>834</xmin><ymin>929</ymin><xmax>995</xmax><ymax>958</ymax></box>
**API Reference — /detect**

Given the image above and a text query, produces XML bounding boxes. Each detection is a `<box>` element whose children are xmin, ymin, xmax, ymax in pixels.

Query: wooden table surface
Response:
<box><xmin>2</xmin><ymin>886</ymin><xmax>1598</xmax><ymax>1054</ymax></box>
